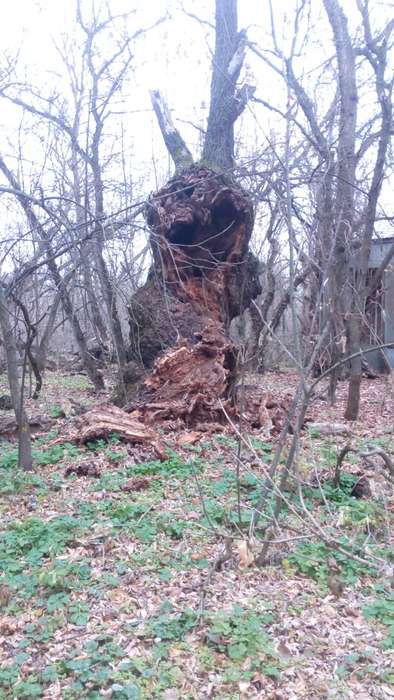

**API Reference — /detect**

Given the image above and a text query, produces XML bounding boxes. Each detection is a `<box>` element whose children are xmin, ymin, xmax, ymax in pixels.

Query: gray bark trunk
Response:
<box><xmin>324</xmin><ymin>0</ymin><xmax>359</xmax><ymax>419</ymax></box>
<box><xmin>202</xmin><ymin>0</ymin><xmax>249</xmax><ymax>171</ymax></box>
<box><xmin>0</xmin><ymin>285</ymin><xmax>33</xmax><ymax>470</ymax></box>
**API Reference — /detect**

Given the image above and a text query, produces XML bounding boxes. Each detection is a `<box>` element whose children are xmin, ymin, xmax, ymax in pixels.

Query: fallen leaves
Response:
<box><xmin>0</xmin><ymin>584</ymin><xmax>11</xmax><ymax>607</ymax></box>
<box><xmin>0</xmin><ymin>370</ymin><xmax>392</xmax><ymax>699</ymax></box>
<box><xmin>327</xmin><ymin>574</ymin><xmax>345</xmax><ymax>598</ymax></box>
<box><xmin>177</xmin><ymin>431</ymin><xmax>201</xmax><ymax>447</ymax></box>
<box><xmin>307</xmin><ymin>422</ymin><xmax>351</xmax><ymax>436</ymax></box>
<box><xmin>0</xmin><ymin>617</ymin><xmax>17</xmax><ymax>635</ymax></box>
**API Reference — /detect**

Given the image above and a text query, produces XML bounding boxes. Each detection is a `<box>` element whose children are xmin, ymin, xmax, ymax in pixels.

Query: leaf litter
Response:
<box><xmin>0</xmin><ymin>369</ymin><xmax>392</xmax><ymax>698</ymax></box>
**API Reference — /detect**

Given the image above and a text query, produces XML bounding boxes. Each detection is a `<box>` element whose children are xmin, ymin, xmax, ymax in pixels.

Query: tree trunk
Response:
<box><xmin>0</xmin><ymin>285</ymin><xmax>33</xmax><ymax>470</ymax></box>
<box><xmin>125</xmin><ymin>166</ymin><xmax>259</xmax><ymax>423</ymax></box>
<box><xmin>121</xmin><ymin>0</ymin><xmax>259</xmax><ymax>423</ymax></box>
<box><xmin>202</xmin><ymin>0</ymin><xmax>247</xmax><ymax>170</ymax></box>
<box><xmin>344</xmin><ymin>315</ymin><xmax>362</xmax><ymax>420</ymax></box>
<box><xmin>323</xmin><ymin>0</ymin><xmax>359</xmax><ymax>419</ymax></box>
<box><xmin>36</xmin><ymin>289</ymin><xmax>62</xmax><ymax>372</ymax></box>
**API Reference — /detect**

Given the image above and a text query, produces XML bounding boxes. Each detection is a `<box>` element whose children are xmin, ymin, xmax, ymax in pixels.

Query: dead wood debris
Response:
<box><xmin>136</xmin><ymin>322</ymin><xmax>235</xmax><ymax>425</ymax></box>
<box><xmin>64</xmin><ymin>461</ymin><xmax>101</xmax><ymax>478</ymax></box>
<box><xmin>122</xmin><ymin>477</ymin><xmax>152</xmax><ymax>492</ymax></box>
<box><xmin>237</xmin><ymin>385</ymin><xmax>294</xmax><ymax>434</ymax></box>
<box><xmin>55</xmin><ymin>404</ymin><xmax>168</xmax><ymax>461</ymax></box>
<box><xmin>60</xmin><ymin>380</ymin><xmax>297</xmax><ymax>454</ymax></box>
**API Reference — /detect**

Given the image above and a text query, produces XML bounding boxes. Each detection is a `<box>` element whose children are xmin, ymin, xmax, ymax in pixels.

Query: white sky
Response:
<box><xmin>0</xmin><ymin>0</ymin><xmax>392</xmax><ymax>258</ymax></box>
<box><xmin>0</xmin><ymin>1</ymin><xmax>283</xmax><ymax>220</ymax></box>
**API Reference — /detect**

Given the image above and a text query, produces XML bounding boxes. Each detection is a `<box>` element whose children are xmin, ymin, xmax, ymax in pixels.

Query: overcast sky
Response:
<box><xmin>0</xmin><ymin>0</ymin><xmax>325</xmax><ymax>158</ymax></box>
<box><xmin>0</xmin><ymin>0</ymin><xmax>392</xmax><ymax>246</ymax></box>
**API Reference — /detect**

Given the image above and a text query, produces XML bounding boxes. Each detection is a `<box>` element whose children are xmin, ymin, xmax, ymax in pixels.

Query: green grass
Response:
<box><xmin>0</xmin><ymin>469</ymin><xmax>47</xmax><ymax>496</ymax></box>
<box><xmin>0</xmin><ymin>442</ymin><xmax>82</xmax><ymax>473</ymax></box>
<box><xmin>363</xmin><ymin>587</ymin><xmax>394</xmax><ymax>650</ymax></box>
<box><xmin>46</xmin><ymin>375</ymin><xmax>91</xmax><ymax>390</ymax></box>
<box><xmin>0</xmin><ymin>421</ymin><xmax>392</xmax><ymax>699</ymax></box>
<box><xmin>287</xmin><ymin>538</ymin><xmax>378</xmax><ymax>585</ymax></box>
<box><xmin>48</xmin><ymin>404</ymin><xmax>65</xmax><ymax>419</ymax></box>
<box><xmin>0</xmin><ymin>514</ymin><xmax>92</xmax><ymax>576</ymax></box>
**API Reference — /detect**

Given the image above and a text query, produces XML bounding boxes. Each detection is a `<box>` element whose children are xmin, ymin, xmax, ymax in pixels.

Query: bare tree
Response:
<box><xmin>0</xmin><ymin>156</ymin><xmax>105</xmax><ymax>390</ymax></box>
<box><xmin>0</xmin><ymin>283</ymin><xmax>32</xmax><ymax>470</ymax></box>
<box><xmin>249</xmin><ymin>0</ymin><xmax>393</xmax><ymax>419</ymax></box>
<box><xmin>0</xmin><ymin>4</ymin><xmax>164</xmax><ymax>375</ymax></box>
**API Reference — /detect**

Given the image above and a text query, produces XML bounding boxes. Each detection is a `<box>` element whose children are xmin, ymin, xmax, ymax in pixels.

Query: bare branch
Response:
<box><xmin>150</xmin><ymin>90</ymin><xmax>193</xmax><ymax>171</ymax></box>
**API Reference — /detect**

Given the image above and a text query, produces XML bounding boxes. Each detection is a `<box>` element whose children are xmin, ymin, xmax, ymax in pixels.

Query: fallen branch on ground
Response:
<box><xmin>51</xmin><ymin>404</ymin><xmax>168</xmax><ymax>461</ymax></box>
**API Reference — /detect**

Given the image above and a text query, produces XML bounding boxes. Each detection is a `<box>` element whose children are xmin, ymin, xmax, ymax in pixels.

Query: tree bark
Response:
<box><xmin>323</xmin><ymin>0</ymin><xmax>359</xmax><ymax>419</ymax></box>
<box><xmin>202</xmin><ymin>0</ymin><xmax>250</xmax><ymax>170</ymax></box>
<box><xmin>0</xmin><ymin>285</ymin><xmax>33</xmax><ymax>470</ymax></box>
<box><xmin>202</xmin><ymin>0</ymin><xmax>254</xmax><ymax>170</ymax></box>
<box><xmin>121</xmin><ymin>0</ymin><xmax>259</xmax><ymax>423</ymax></box>
<box><xmin>125</xmin><ymin>166</ymin><xmax>259</xmax><ymax>423</ymax></box>
<box><xmin>11</xmin><ymin>294</ymin><xmax>43</xmax><ymax>400</ymax></box>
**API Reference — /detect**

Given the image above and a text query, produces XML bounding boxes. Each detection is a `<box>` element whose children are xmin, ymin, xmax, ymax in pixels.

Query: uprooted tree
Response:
<box><xmin>121</xmin><ymin>0</ymin><xmax>261</xmax><ymax>425</ymax></box>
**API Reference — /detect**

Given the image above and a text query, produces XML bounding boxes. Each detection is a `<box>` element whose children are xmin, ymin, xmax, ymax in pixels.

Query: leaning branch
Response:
<box><xmin>150</xmin><ymin>90</ymin><xmax>193</xmax><ymax>171</ymax></box>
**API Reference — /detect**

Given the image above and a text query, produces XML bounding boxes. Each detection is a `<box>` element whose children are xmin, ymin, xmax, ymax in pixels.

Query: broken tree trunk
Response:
<box><xmin>125</xmin><ymin>166</ymin><xmax>260</xmax><ymax>424</ymax></box>
<box><xmin>120</xmin><ymin>0</ymin><xmax>260</xmax><ymax>426</ymax></box>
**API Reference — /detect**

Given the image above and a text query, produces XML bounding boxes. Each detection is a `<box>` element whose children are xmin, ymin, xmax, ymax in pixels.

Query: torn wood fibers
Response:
<box><xmin>128</xmin><ymin>165</ymin><xmax>257</xmax><ymax>425</ymax></box>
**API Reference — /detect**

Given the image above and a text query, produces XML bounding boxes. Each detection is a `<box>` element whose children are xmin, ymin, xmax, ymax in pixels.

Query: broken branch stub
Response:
<box><xmin>150</xmin><ymin>90</ymin><xmax>193</xmax><ymax>172</ymax></box>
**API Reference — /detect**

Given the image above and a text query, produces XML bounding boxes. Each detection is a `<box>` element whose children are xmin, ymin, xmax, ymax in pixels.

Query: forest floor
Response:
<box><xmin>0</xmin><ymin>369</ymin><xmax>393</xmax><ymax>700</ymax></box>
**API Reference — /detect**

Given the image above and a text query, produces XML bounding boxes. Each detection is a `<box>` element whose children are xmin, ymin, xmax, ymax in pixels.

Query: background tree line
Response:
<box><xmin>0</xmin><ymin>0</ymin><xmax>393</xmax><ymax>471</ymax></box>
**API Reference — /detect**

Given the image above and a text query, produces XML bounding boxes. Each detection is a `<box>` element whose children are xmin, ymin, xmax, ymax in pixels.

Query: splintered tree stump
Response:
<box><xmin>138</xmin><ymin>323</ymin><xmax>234</xmax><ymax>424</ymax></box>
<box><xmin>125</xmin><ymin>166</ymin><xmax>261</xmax><ymax>425</ymax></box>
